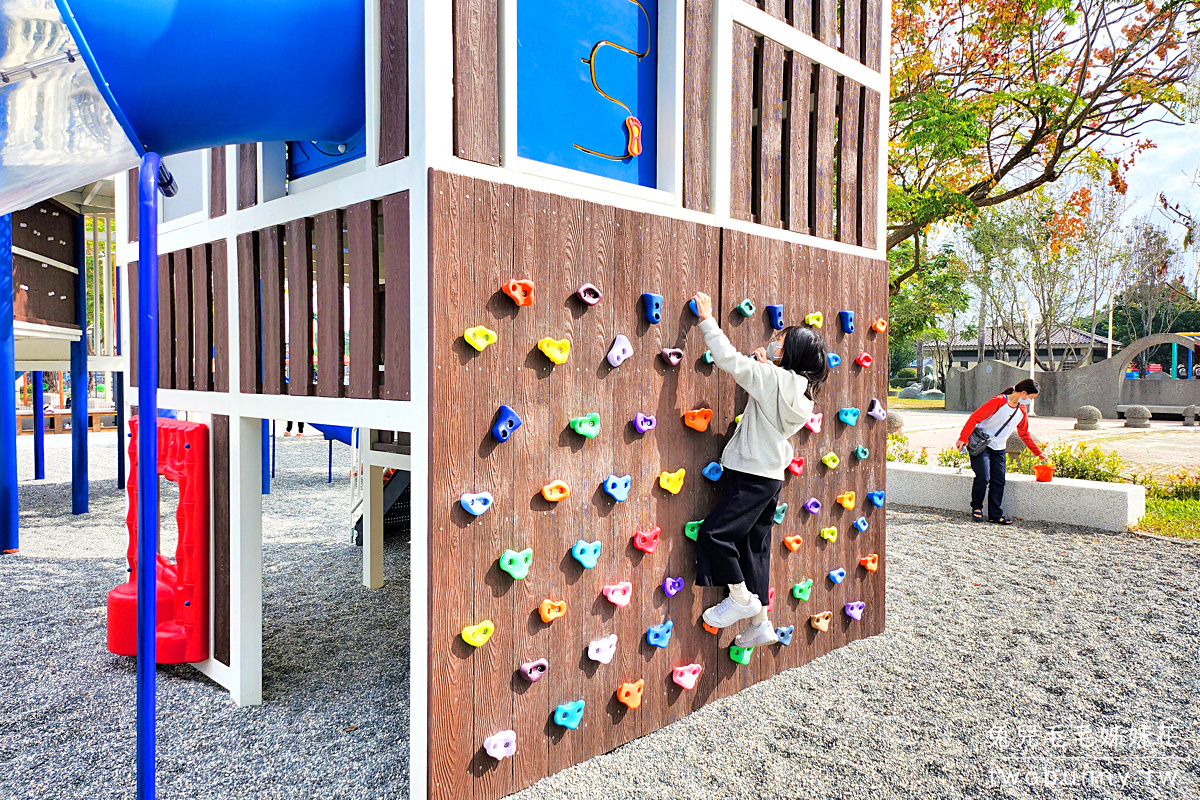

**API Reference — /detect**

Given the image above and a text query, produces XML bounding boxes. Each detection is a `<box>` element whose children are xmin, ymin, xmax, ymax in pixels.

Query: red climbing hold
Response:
<box><xmin>502</xmin><ymin>279</ymin><xmax>535</xmax><ymax>307</ymax></box>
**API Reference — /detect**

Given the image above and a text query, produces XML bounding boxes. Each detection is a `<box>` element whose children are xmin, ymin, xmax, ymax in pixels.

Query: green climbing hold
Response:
<box><xmin>773</xmin><ymin>503</ymin><xmax>788</xmax><ymax>524</ymax></box>
<box><xmin>684</xmin><ymin>520</ymin><xmax>704</xmax><ymax>541</ymax></box>
<box><xmin>729</xmin><ymin>645</ymin><xmax>754</xmax><ymax>665</ymax></box>
<box><xmin>854</xmin><ymin>445</ymin><xmax>870</xmax><ymax>460</ymax></box>
<box><xmin>703</xmin><ymin>350</ymin><xmax>714</xmax><ymax>364</ymax></box>
<box><xmin>736</xmin><ymin>299</ymin><xmax>756</xmax><ymax>317</ymax></box>
<box><xmin>569</xmin><ymin>412</ymin><xmax>601</xmax><ymax>439</ymax></box>
<box><xmin>499</xmin><ymin>548</ymin><xmax>534</xmax><ymax>580</ymax></box>
<box><xmin>792</xmin><ymin>578</ymin><xmax>813</xmax><ymax>601</ymax></box>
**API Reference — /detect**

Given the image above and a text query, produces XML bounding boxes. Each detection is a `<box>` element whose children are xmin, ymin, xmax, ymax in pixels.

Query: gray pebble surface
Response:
<box><xmin>2</xmin><ymin>433</ymin><xmax>1199</xmax><ymax>800</ymax></box>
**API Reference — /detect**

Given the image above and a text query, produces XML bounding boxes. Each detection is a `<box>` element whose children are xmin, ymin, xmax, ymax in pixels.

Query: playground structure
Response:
<box><xmin>1</xmin><ymin>0</ymin><xmax>890</xmax><ymax>797</ymax></box>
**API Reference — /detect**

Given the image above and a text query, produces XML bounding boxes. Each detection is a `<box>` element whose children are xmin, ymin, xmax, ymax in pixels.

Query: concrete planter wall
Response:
<box><xmin>887</xmin><ymin>463</ymin><xmax>1146</xmax><ymax>532</ymax></box>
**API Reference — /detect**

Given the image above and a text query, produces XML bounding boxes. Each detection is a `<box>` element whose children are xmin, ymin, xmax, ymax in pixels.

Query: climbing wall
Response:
<box><xmin>428</xmin><ymin>170</ymin><xmax>888</xmax><ymax>800</ymax></box>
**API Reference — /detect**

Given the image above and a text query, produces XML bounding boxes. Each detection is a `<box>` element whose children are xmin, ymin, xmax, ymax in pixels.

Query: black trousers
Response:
<box><xmin>285</xmin><ymin>421</ymin><xmax>304</xmax><ymax>433</ymax></box>
<box><xmin>694</xmin><ymin>469</ymin><xmax>782</xmax><ymax>602</ymax></box>
<box><xmin>970</xmin><ymin>448</ymin><xmax>1007</xmax><ymax>520</ymax></box>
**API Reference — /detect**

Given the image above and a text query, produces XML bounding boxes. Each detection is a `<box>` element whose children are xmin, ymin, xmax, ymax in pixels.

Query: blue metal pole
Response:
<box><xmin>136</xmin><ymin>154</ymin><xmax>162</xmax><ymax>800</ymax></box>
<box><xmin>261</xmin><ymin>418</ymin><xmax>270</xmax><ymax>495</ymax></box>
<box><xmin>115</xmin><ymin>265</ymin><xmax>125</xmax><ymax>489</ymax></box>
<box><xmin>0</xmin><ymin>214</ymin><xmax>17</xmax><ymax>554</ymax></box>
<box><xmin>1172</xmin><ymin>343</ymin><xmax>1178</xmax><ymax>379</ymax></box>
<box><xmin>1189</xmin><ymin>349</ymin><xmax>1194</xmax><ymax>380</ymax></box>
<box><xmin>32</xmin><ymin>371</ymin><xmax>44</xmax><ymax>480</ymax></box>
<box><xmin>70</xmin><ymin>214</ymin><xmax>89</xmax><ymax>514</ymax></box>
<box><xmin>328</xmin><ymin>439</ymin><xmax>333</xmax><ymax>484</ymax></box>
<box><xmin>271</xmin><ymin>419</ymin><xmax>276</xmax><ymax>479</ymax></box>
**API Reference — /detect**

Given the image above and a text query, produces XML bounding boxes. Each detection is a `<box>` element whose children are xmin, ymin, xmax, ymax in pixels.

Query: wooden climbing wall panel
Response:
<box><xmin>427</xmin><ymin>170</ymin><xmax>887</xmax><ymax>800</ymax></box>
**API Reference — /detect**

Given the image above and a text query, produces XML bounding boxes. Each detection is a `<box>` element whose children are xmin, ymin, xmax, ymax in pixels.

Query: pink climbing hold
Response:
<box><xmin>672</xmin><ymin>663</ymin><xmax>703</xmax><ymax>690</ymax></box>
<box><xmin>805</xmin><ymin>412</ymin><xmax>823</xmax><ymax>433</ymax></box>
<box><xmin>602</xmin><ymin>582</ymin><xmax>633</xmax><ymax>608</ymax></box>
<box><xmin>660</xmin><ymin>348</ymin><xmax>685</xmax><ymax>366</ymax></box>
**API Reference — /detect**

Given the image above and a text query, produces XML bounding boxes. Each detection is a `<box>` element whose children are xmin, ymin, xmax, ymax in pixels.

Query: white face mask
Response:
<box><xmin>1018</xmin><ymin>398</ymin><xmax>1032</xmax><ymax>406</ymax></box>
<box><xmin>766</xmin><ymin>341</ymin><xmax>782</xmax><ymax>363</ymax></box>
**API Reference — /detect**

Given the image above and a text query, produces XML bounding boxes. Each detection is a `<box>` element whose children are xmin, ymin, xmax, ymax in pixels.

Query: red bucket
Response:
<box><xmin>1034</xmin><ymin>463</ymin><xmax>1055</xmax><ymax>483</ymax></box>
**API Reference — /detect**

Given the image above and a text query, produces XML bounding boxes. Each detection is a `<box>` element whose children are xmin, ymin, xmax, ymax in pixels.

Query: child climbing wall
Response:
<box><xmin>427</xmin><ymin>171</ymin><xmax>888</xmax><ymax>800</ymax></box>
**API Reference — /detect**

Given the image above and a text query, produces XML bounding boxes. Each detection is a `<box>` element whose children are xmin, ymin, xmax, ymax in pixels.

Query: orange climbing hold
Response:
<box><xmin>617</xmin><ymin>679</ymin><xmax>645</xmax><ymax>710</ymax></box>
<box><xmin>683</xmin><ymin>408</ymin><xmax>713</xmax><ymax>432</ymax></box>
<box><xmin>502</xmin><ymin>279</ymin><xmax>535</xmax><ymax>307</ymax></box>
<box><xmin>872</xmin><ymin>318</ymin><xmax>888</xmax><ymax>333</ymax></box>
<box><xmin>541</xmin><ymin>480</ymin><xmax>570</xmax><ymax>502</ymax></box>
<box><xmin>784</xmin><ymin>534</ymin><xmax>803</xmax><ymax>552</ymax></box>
<box><xmin>860</xmin><ymin>553</ymin><xmax>879</xmax><ymax>572</ymax></box>
<box><xmin>836</xmin><ymin>491</ymin><xmax>857</xmax><ymax>510</ymax></box>
<box><xmin>539</xmin><ymin>599</ymin><xmax>567</xmax><ymax>623</ymax></box>
<box><xmin>702</xmin><ymin>621</ymin><xmax>719</xmax><ymax>635</ymax></box>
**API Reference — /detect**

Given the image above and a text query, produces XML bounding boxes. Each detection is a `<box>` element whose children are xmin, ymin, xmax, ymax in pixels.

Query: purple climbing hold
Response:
<box><xmin>844</xmin><ymin>601</ymin><xmax>866</xmax><ymax>621</ymax></box>
<box><xmin>576</xmin><ymin>283</ymin><xmax>603</xmax><ymax>306</ymax></box>
<box><xmin>662</xmin><ymin>577</ymin><xmax>685</xmax><ymax>597</ymax></box>
<box><xmin>633</xmin><ymin>412</ymin><xmax>657</xmax><ymax>434</ymax></box>
<box><xmin>804</xmin><ymin>497</ymin><xmax>822</xmax><ymax>515</ymax></box>
<box><xmin>660</xmin><ymin>348</ymin><xmax>685</xmax><ymax>366</ymax></box>
<box><xmin>867</xmin><ymin>398</ymin><xmax>887</xmax><ymax>421</ymax></box>
<box><xmin>519</xmin><ymin>658</ymin><xmax>549</xmax><ymax>682</ymax></box>
<box><xmin>608</xmin><ymin>335</ymin><xmax>634</xmax><ymax>367</ymax></box>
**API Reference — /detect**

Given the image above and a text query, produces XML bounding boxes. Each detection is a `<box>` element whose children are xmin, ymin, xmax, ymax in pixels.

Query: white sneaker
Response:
<box><xmin>702</xmin><ymin>594</ymin><xmax>762</xmax><ymax>628</ymax></box>
<box><xmin>734</xmin><ymin>620</ymin><xmax>780</xmax><ymax>647</ymax></box>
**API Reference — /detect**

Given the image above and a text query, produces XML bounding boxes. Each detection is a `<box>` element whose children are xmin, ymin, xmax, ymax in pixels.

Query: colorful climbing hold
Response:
<box><xmin>792</xmin><ymin>578</ymin><xmax>814</xmax><ymax>601</ymax></box>
<box><xmin>775</xmin><ymin>625</ymin><xmax>795</xmax><ymax>646</ymax></box>
<box><xmin>519</xmin><ymin>658</ymin><xmax>549</xmax><ymax>682</ymax></box>
<box><xmin>587</xmin><ymin>634</ymin><xmax>618</xmax><ymax>664</ymax></box>
<box><xmin>852</xmin><ymin>516</ymin><xmax>869</xmax><ymax>533</ymax></box>
<box><xmin>539</xmin><ymin>599</ymin><xmax>567</xmax><ymax>623</ymax></box>
<box><xmin>633</xmin><ymin>526</ymin><xmax>661</xmax><ymax>554</ymax></box>
<box><xmin>702</xmin><ymin>621</ymin><xmax>719</xmax><ymax>635</ymax></box>
<box><xmin>617</xmin><ymin>679</ymin><xmax>645</xmax><ymax>710</ymax></box>
<box><xmin>632</xmin><ymin>412</ymin><xmax>657</xmax><ymax>433</ymax></box>
<box><xmin>859</xmin><ymin>553</ymin><xmax>879</xmax><ymax>572</ymax></box>
<box><xmin>820</xmin><ymin>527</ymin><xmax>838</xmax><ymax>543</ymax></box>
<box><xmin>642</xmin><ymin>292</ymin><xmax>664</xmax><ymax>324</ymax></box>
<box><xmin>836</xmin><ymin>491</ymin><xmax>856</xmax><ymax>510</ymax></box>
<box><xmin>541</xmin><ymin>481</ymin><xmax>570</xmax><ymax>502</ymax></box>
<box><xmin>683</xmin><ymin>408</ymin><xmax>713</xmax><ymax>432</ymax></box>
<box><xmin>829</xmin><ymin>567</ymin><xmax>847</xmax><ymax>584</ymax></box>
<box><xmin>804</xmin><ymin>498</ymin><xmax>822</xmax><ymax>515</ymax></box>
<box><xmin>810</xmin><ymin>611</ymin><xmax>833</xmax><ymax>632</ymax></box>
<box><xmin>736</xmin><ymin>298</ymin><xmax>756</xmax><ymax>317</ymax></box>
<box><xmin>576</xmin><ymin>283</ymin><xmax>603</xmax><ymax>306</ymax></box>
<box><xmin>483</xmin><ymin>729</ymin><xmax>517</xmax><ymax>760</ymax></box>
<box><xmin>569</xmin><ymin>412</ymin><xmax>601</xmax><ymax>439</ymax></box>
<box><xmin>602</xmin><ymin>582</ymin><xmax>633</xmax><ymax>608</ymax></box>
<box><xmin>460</xmin><ymin>492</ymin><xmax>495</xmax><ymax>517</ymax></box>
<box><xmin>735</xmin><ymin>413</ymin><xmax>743</xmax><ymax>423</ymax></box>
<box><xmin>646</xmin><ymin>620</ymin><xmax>674</xmax><ymax>648</ymax></box>
<box><xmin>766</xmin><ymin>304</ymin><xmax>785</xmax><ymax>330</ymax></box>
<box><xmin>773</xmin><ymin>503</ymin><xmax>788</xmax><ymax>524</ymax></box>
<box><xmin>607</xmin><ymin>334</ymin><xmax>633</xmax><ymax>367</ymax></box>
<box><xmin>867</xmin><ymin>491</ymin><xmax>885</xmax><ymax>508</ymax></box>
<box><xmin>572</xmin><ymin>539</ymin><xmax>602</xmax><ymax>569</ymax></box>
<box><xmin>662</xmin><ymin>576</ymin><xmax>685</xmax><ymax>597</ymax></box>
<box><xmin>855</xmin><ymin>352</ymin><xmax>873</xmax><ymax>368</ymax></box>
<box><xmin>838</xmin><ymin>407</ymin><xmax>861</xmax><ymax>426</ymax></box>
<box><xmin>603</xmin><ymin>474</ymin><xmax>632</xmax><ymax>502</ymax></box>
<box><xmin>537</xmin><ymin>337</ymin><xmax>571</xmax><ymax>364</ymax></box>
<box><xmin>702</xmin><ymin>461</ymin><xmax>724</xmax><ymax>481</ymax></box>
<box><xmin>765</xmin><ymin>587</ymin><xmax>776</xmax><ymax>612</ymax></box>
<box><xmin>672</xmin><ymin>663</ymin><xmax>703</xmax><ymax>690</ymax></box>
<box><xmin>659</xmin><ymin>469</ymin><xmax>686</xmax><ymax>495</ymax></box>
<box><xmin>827</xmin><ymin>352</ymin><xmax>842</xmax><ymax>368</ymax></box>
<box><xmin>702</xmin><ymin>350</ymin><xmax>714</xmax><ymax>364</ymax></box>
<box><xmin>461</xmin><ymin>620</ymin><xmax>495</xmax><ymax>647</ymax></box>
<box><xmin>660</xmin><ymin>348</ymin><xmax>685</xmax><ymax>366</ymax></box>
<box><xmin>491</xmin><ymin>405</ymin><xmax>523</xmax><ymax>443</ymax></box>
<box><xmin>689</xmin><ymin>298</ymin><xmax>699</xmax><ymax>316</ymax></box>
<box><xmin>871</xmin><ymin>317</ymin><xmax>888</xmax><ymax>333</ymax></box>
<box><xmin>854</xmin><ymin>445</ymin><xmax>870</xmax><ymax>461</ymax></box>
<box><xmin>498</xmin><ymin>548</ymin><xmax>533</xmax><ymax>580</ymax></box>
<box><xmin>788</xmin><ymin>456</ymin><xmax>805</xmax><ymax>476</ymax></box>
<box><xmin>844</xmin><ymin>601</ymin><xmax>866</xmax><ymax>621</ymax></box>
<box><xmin>464</xmin><ymin>325</ymin><xmax>498</xmax><ymax>351</ymax></box>
<box><xmin>683</xmin><ymin>520</ymin><xmax>704</xmax><ymax>541</ymax></box>
<box><xmin>822</xmin><ymin>452</ymin><xmax>840</xmax><ymax>469</ymax></box>
<box><xmin>553</xmin><ymin>700</ymin><xmax>585</xmax><ymax>730</ymax></box>
<box><xmin>804</xmin><ymin>312</ymin><xmax>823</xmax><ymax>328</ymax></box>
<box><xmin>838</xmin><ymin>310</ymin><xmax>855</xmax><ymax>334</ymax></box>
<box><xmin>867</xmin><ymin>398</ymin><xmax>886</xmax><ymax>421</ymax></box>
<box><xmin>502</xmin><ymin>279</ymin><xmax>535</xmax><ymax>307</ymax></box>
<box><xmin>784</xmin><ymin>534</ymin><xmax>803</xmax><ymax>552</ymax></box>
<box><xmin>729</xmin><ymin>645</ymin><xmax>753</xmax><ymax>665</ymax></box>
<box><xmin>805</xmin><ymin>412</ymin><xmax>823</xmax><ymax>433</ymax></box>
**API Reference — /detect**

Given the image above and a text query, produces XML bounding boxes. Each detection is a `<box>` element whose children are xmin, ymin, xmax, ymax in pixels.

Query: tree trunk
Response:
<box><xmin>977</xmin><ymin>285</ymin><xmax>988</xmax><ymax>366</ymax></box>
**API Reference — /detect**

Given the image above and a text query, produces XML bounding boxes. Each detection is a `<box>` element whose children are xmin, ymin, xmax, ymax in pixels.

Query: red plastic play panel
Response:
<box><xmin>107</xmin><ymin>417</ymin><xmax>210</xmax><ymax>664</ymax></box>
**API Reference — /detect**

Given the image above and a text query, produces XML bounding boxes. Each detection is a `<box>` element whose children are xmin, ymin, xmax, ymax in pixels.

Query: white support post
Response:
<box><xmin>709</xmin><ymin>0</ymin><xmax>734</xmax><ymax>220</ymax></box>
<box><xmin>227</xmin><ymin>414</ymin><xmax>263</xmax><ymax>706</ymax></box>
<box><xmin>362</xmin><ymin>432</ymin><xmax>385</xmax><ymax>589</ymax></box>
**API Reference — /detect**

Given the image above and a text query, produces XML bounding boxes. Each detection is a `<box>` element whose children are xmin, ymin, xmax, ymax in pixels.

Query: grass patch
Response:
<box><xmin>890</xmin><ymin>397</ymin><xmax>946</xmax><ymax>410</ymax></box>
<box><xmin>1138</xmin><ymin>498</ymin><xmax>1200</xmax><ymax>540</ymax></box>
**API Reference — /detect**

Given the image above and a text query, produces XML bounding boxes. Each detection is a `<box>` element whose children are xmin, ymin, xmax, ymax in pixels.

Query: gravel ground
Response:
<box><xmin>2</xmin><ymin>432</ymin><xmax>1199</xmax><ymax>800</ymax></box>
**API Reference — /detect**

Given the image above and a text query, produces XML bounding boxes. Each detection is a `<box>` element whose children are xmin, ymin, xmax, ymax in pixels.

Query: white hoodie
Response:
<box><xmin>699</xmin><ymin>317</ymin><xmax>814</xmax><ymax>480</ymax></box>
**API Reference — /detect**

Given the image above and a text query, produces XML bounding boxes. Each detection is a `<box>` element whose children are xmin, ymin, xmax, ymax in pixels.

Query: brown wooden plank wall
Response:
<box><xmin>453</xmin><ymin>0</ymin><xmax>500</xmax><ymax>164</ymax></box>
<box><xmin>11</xmin><ymin>200</ymin><xmax>80</xmax><ymax>329</ymax></box>
<box><xmin>211</xmin><ymin>413</ymin><xmax>232</xmax><ymax>666</ymax></box>
<box><xmin>210</xmin><ymin>148</ymin><xmax>227</xmax><ymax>218</ymax></box>
<box><xmin>427</xmin><ymin>169</ymin><xmax>887</xmax><ymax>800</ymax></box>
<box><xmin>738</xmin><ymin>0</ymin><xmax>881</xmax><ymax>64</ymax></box>
<box><xmin>380</xmin><ymin>0</ymin><xmax>410</xmax><ymax>165</ymax></box>
<box><xmin>682</xmin><ymin>0</ymin><xmax>713</xmax><ymax>212</ymax></box>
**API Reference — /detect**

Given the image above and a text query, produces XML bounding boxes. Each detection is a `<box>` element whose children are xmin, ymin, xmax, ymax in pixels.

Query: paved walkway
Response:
<box><xmin>896</xmin><ymin>409</ymin><xmax>1200</xmax><ymax>474</ymax></box>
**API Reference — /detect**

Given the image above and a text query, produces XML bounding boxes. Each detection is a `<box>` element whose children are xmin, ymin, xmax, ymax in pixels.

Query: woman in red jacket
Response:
<box><xmin>955</xmin><ymin>378</ymin><xmax>1047</xmax><ymax>524</ymax></box>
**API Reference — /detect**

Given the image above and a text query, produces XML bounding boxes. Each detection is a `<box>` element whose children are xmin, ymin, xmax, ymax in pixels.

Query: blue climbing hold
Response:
<box><xmin>702</xmin><ymin>461</ymin><xmax>724</xmax><ymax>481</ymax></box>
<box><xmin>646</xmin><ymin>620</ymin><xmax>674</xmax><ymax>648</ymax></box>
<box><xmin>554</xmin><ymin>700</ymin><xmax>585</xmax><ymax>730</ymax></box>
<box><xmin>460</xmin><ymin>492</ymin><xmax>494</xmax><ymax>516</ymax></box>
<box><xmin>491</xmin><ymin>405</ymin><xmax>522</xmax><ymax>443</ymax></box>
<box><xmin>867</xmin><ymin>491</ymin><xmax>885</xmax><ymax>508</ymax></box>
<box><xmin>838</xmin><ymin>407</ymin><xmax>861</xmax><ymax>426</ymax></box>
<box><xmin>604</xmin><ymin>474</ymin><xmax>632</xmax><ymax>502</ymax></box>
<box><xmin>827</xmin><ymin>352</ymin><xmax>842</xmax><ymax>368</ymax></box>
<box><xmin>829</xmin><ymin>567</ymin><xmax>847</xmax><ymax>584</ymax></box>
<box><xmin>852</xmin><ymin>516</ymin><xmax>869</xmax><ymax>532</ymax></box>
<box><xmin>572</xmin><ymin>539</ymin><xmax>602</xmax><ymax>569</ymax></box>
<box><xmin>643</xmin><ymin>293</ymin><xmax>664</xmax><ymax>324</ymax></box>
<box><xmin>766</xmin><ymin>304</ymin><xmax>785</xmax><ymax>330</ymax></box>
<box><xmin>775</xmin><ymin>625</ymin><xmax>794</xmax><ymax>646</ymax></box>
<box><xmin>689</xmin><ymin>298</ymin><xmax>699</xmax><ymax>316</ymax></box>
<box><xmin>839</xmin><ymin>310</ymin><xmax>855</xmax><ymax>333</ymax></box>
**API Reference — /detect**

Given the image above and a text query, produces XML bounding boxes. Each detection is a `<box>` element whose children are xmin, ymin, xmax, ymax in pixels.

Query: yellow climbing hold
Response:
<box><xmin>659</xmin><ymin>469</ymin><xmax>686</xmax><ymax>495</ymax></box>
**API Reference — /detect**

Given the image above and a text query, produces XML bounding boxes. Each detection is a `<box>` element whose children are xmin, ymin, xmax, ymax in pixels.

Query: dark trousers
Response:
<box><xmin>694</xmin><ymin>469</ymin><xmax>782</xmax><ymax>602</ymax></box>
<box><xmin>285</xmin><ymin>421</ymin><xmax>304</xmax><ymax>433</ymax></box>
<box><xmin>970</xmin><ymin>448</ymin><xmax>1007</xmax><ymax>520</ymax></box>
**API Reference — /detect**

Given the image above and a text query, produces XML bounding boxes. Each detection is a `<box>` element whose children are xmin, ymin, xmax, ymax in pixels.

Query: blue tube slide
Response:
<box><xmin>55</xmin><ymin>0</ymin><xmax>365</xmax><ymax>155</ymax></box>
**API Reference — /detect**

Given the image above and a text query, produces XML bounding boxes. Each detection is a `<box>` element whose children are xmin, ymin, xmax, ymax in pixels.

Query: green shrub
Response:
<box><xmin>1140</xmin><ymin>498</ymin><xmax>1200</xmax><ymax>539</ymax></box>
<box><xmin>1007</xmin><ymin>441</ymin><xmax>1126</xmax><ymax>483</ymax></box>
<box><xmin>886</xmin><ymin>432</ymin><xmax>915</xmax><ymax>463</ymax></box>
<box><xmin>897</xmin><ymin>368</ymin><xmax>917</xmax><ymax>381</ymax></box>
<box><xmin>937</xmin><ymin>447</ymin><xmax>970</xmax><ymax>468</ymax></box>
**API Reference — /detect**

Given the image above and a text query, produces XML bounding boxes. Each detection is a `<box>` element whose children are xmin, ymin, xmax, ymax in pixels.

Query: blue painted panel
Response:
<box><xmin>287</xmin><ymin>128</ymin><xmax>366</xmax><ymax>180</ymax></box>
<box><xmin>517</xmin><ymin>0</ymin><xmax>657</xmax><ymax>188</ymax></box>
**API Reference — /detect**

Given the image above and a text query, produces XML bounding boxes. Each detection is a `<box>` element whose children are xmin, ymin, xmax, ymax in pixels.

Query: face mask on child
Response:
<box><xmin>766</xmin><ymin>341</ymin><xmax>782</xmax><ymax>363</ymax></box>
